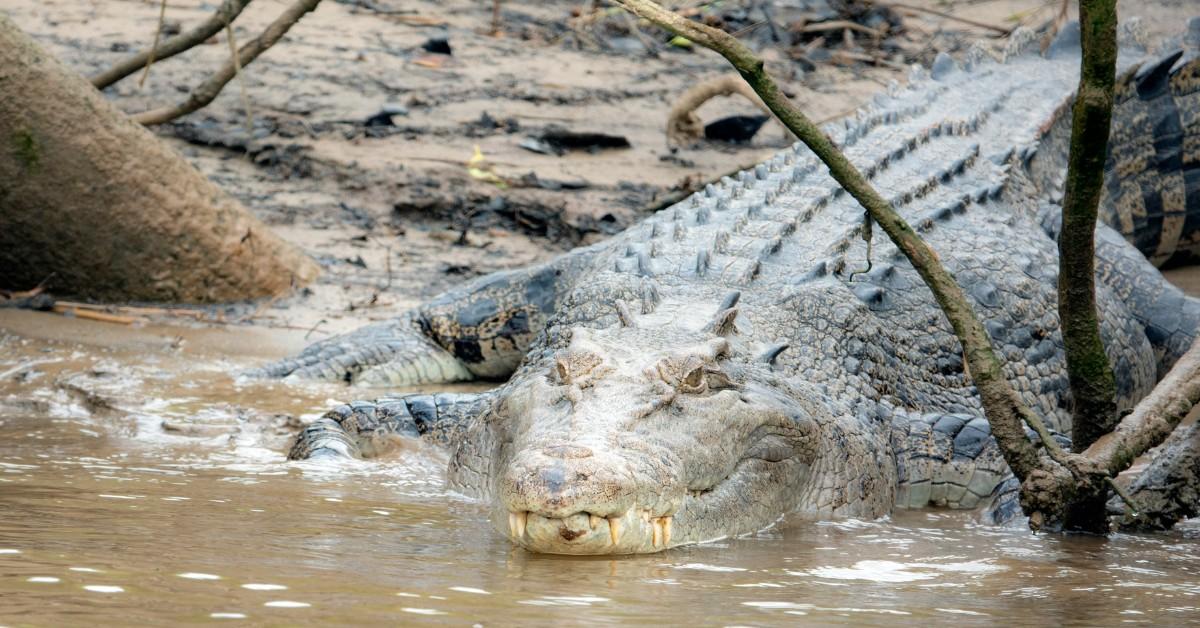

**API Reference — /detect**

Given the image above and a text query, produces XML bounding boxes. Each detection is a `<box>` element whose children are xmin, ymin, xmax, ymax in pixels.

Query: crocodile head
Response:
<box><xmin>460</xmin><ymin>323</ymin><xmax>892</xmax><ymax>554</ymax></box>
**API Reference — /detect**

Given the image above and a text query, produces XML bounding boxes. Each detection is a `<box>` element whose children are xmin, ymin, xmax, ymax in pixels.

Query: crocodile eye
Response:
<box><xmin>681</xmin><ymin>365</ymin><xmax>705</xmax><ymax>391</ymax></box>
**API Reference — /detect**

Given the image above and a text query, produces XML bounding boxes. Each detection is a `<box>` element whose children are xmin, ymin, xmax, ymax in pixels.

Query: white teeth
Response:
<box><xmin>608</xmin><ymin>516</ymin><xmax>622</xmax><ymax>546</ymax></box>
<box><xmin>651</xmin><ymin>516</ymin><xmax>674</xmax><ymax>548</ymax></box>
<box><xmin>589</xmin><ymin>514</ymin><xmax>601</xmax><ymax>530</ymax></box>
<box><xmin>508</xmin><ymin>511</ymin><xmax>528</xmax><ymax>539</ymax></box>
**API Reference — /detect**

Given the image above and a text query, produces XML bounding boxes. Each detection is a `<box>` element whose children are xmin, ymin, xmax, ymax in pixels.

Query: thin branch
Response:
<box><xmin>224</xmin><ymin>21</ymin><xmax>253</xmax><ymax>132</ymax></box>
<box><xmin>132</xmin><ymin>0</ymin><xmax>322</xmax><ymax>126</ymax></box>
<box><xmin>797</xmin><ymin>20</ymin><xmax>883</xmax><ymax>38</ymax></box>
<box><xmin>880</xmin><ymin>2</ymin><xmax>1014</xmax><ymax>36</ymax></box>
<box><xmin>92</xmin><ymin>0</ymin><xmax>255</xmax><ymax>90</ymax></box>
<box><xmin>612</xmin><ymin>0</ymin><xmax>1044</xmax><ymax>480</ymax></box>
<box><xmin>138</xmin><ymin>0</ymin><xmax>169</xmax><ymax>88</ymax></box>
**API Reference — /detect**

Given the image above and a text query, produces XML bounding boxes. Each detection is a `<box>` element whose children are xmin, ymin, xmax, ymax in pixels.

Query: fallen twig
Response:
<box><xmin>51</xmin><ymin>304</ymin><xmax>141</xmax><ymax>325</ymax></box>
<box><xmin>797</xmin><ymin>19</ymin><xmax>884</xmax><ymax>38</ymax></box>
<box><xmin>830</xmin><ymin>49</ymin><xmax>907</xmax><ymax>70</ymax></box>
<box><xmin>53</xmin><ymin>300</ymin><xmax>212</xmax><ymax>320</ymax></box>
<box><xmin>881</xmin><ymin>2</ymin><xmax>1014</xmax><ymax>36</ymax></box>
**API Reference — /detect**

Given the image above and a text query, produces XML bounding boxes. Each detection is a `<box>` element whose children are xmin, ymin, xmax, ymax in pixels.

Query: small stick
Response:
<box><xmin>225</xmin><ymin>21</ymin><xmax>254</xmax><ymax>133</ymax></box>
<box><xmin>304</xmin><ymin>319</ymin><xmax>327</xmax><ymax>340</ymax></box>
<box><xmin>798</xmin><ymin>20</ymin><xmax>882</xmax><ymax>38</ymax></box>
<box><xmin>53</xmin><ymin>300</ymin><xmax>211</xmax><ymax>320</ymax></box>
<box><xmin>51</xmin><ymin>304</ymin><xmax>141</xmax><ymax>325</ymax></box>
<box><xmin>138</xmin><ymin>0</ymin><xmax>170</xmax><ymax>87</ymax></box>
<box><xmin>882</xmin><ymin>2</ymin><xmax>1013</xmax><ymax>35</ymax></box>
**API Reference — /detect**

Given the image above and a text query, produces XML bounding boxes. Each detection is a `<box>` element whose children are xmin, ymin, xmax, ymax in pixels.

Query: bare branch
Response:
<box><xmin>612</xmin><ymin>0</ymin><xmax>1045</xmax><ymax>480</ymax></box>
<box><xmin>91</xmin><ymin>0</ymin><xmax>254</xmax><ymax>90</ymax></box>
<box><xmin>132</xmin><ymin>0</ymin><xmax>322</xmax><ymax>126</ymax></box>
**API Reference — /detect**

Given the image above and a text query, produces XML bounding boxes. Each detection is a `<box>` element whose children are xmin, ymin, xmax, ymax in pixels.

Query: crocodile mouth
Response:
<box><xmin>504</xmin><ymin>507</ymin><xmax>676</xmax><ymax>554</ymax></box>
<box><xmin>502</xmin><ymin>446</ymin><xmax>799</xmax><ymax>555</ymax></box>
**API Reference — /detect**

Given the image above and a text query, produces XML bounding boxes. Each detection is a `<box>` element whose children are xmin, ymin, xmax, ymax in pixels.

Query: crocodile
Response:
<box><xmin>256</xmin><ymin>19</ymin><xmax>1200</xmax><ymax>554</ymax></box>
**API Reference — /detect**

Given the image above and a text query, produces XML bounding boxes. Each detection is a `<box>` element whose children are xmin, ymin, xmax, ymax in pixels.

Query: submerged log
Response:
<box><xmin>0</xmin><ymin>15</ymin><xmax>318</xmax><ymax>302</ymax></box>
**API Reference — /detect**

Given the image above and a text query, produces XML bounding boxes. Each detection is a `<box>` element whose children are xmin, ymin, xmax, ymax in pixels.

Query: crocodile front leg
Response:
<box><xmin>289</xmin><ymin>392</ymin><xmax>492</xmax><ymax>460</ymax></box>
<box><xmin>892</xmin><ymin>411</ymin><xmax>1071</xmax><ymax>523</ymax></box>
<box><xmin>252</xmin><ymin>313</ymin><xmax>473</xmax><ymax>385</ymax></box>
<box><xmin>251</xmin><ymin>260</ymin><xmax>577</xmax><ymax>386</ymax></box>
<box><xmin>892</xmin><ymin>412</ymin><xmax>1011</xmax><ymax>511</ymax></box>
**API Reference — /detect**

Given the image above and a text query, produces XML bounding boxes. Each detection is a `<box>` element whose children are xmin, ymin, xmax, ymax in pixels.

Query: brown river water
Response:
<box><xmin>2</xmin><ymin>309</ymin><xmax>1199</xmax><ymax>626</ymax></box>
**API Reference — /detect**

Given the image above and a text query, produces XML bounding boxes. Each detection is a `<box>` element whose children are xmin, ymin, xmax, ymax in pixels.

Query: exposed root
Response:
<box><xmin>665</xmin><ymin>75</ymin><xmax>772</xmax><ymax>148</ymax></box>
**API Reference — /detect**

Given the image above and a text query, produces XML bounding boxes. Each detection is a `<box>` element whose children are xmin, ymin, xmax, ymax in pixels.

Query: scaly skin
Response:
<box><xmin>261</xmin><ymin>19</ymin><xmax>1200</xmax><ymax>554</ymax></box>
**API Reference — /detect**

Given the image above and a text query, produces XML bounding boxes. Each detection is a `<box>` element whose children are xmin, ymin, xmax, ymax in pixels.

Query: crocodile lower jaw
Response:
<box><xmin>504</xmin><ymin>507</ymin><xmax>679</xmax><ymax>555</ymax></box>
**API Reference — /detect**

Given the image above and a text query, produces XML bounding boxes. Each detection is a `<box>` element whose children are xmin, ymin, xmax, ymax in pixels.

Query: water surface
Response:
<box><xmin>1</xmin><ymin>313</ymin><xmax>1198</xmax><ymax>626</ymax></box>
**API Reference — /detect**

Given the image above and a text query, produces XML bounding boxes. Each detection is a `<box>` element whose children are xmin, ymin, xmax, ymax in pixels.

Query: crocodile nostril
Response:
<box><xmin>541</xmin><ymin>444</ymin><xmax>594</xmax><ymax>459</ymax></box>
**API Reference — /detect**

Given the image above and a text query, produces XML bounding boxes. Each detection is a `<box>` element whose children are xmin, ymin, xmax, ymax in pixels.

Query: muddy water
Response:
<box><xmin>2</xmin><ymin>311</ymin><xmax>1200</xmax><ymax>626</ymax></box>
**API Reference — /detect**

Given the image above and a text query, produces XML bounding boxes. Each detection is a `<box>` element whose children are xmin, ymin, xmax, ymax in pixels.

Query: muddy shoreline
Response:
<box><xmin>1</xmin><ymin>0</ymin><xmax>1196</xmax><ymax>363</ymax></box>
<box><xmin>11</xmin><ymin>0</ymin><xmax>1180</xmax><ymax>334</ymax></box>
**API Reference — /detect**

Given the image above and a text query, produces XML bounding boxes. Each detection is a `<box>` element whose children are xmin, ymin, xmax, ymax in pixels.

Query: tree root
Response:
<box><xmin>666</xmin><ymin>75</ymin><xmax>771</xmax><ymax>148</ymax></box>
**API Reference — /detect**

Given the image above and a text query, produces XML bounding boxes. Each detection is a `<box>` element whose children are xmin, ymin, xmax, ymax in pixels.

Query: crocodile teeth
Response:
<box><xmin>508</xmin><ymin>511</ymin><xmax>528</xmax><ymax>539</ymax></box>
<box><xmin>608</xmin><ymin>516</ymin><xmax>622</xmax><ymax>546</ymax></box>
<box><xmin>589</xmin><ymin>514</ymin><xmax>601</xmax><ymax>530</ymax></box>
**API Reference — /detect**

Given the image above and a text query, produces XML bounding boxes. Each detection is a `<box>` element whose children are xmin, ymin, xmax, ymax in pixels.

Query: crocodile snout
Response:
<box><xmin>500</xmin><ymin>444</ymin><xmax>637</xmax><ymax>519</ymax></box>
<box><xmin>497</xmin><ymin>442</ymin><xmax>681</xmax><ymax>554</ymax></box>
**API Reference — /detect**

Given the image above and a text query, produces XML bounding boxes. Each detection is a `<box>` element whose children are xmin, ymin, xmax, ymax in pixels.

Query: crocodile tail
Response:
<box><xmin>1101</xmin><ymin>17</ymin><xmax>1200</xmax><ymax>266</ymax></box>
